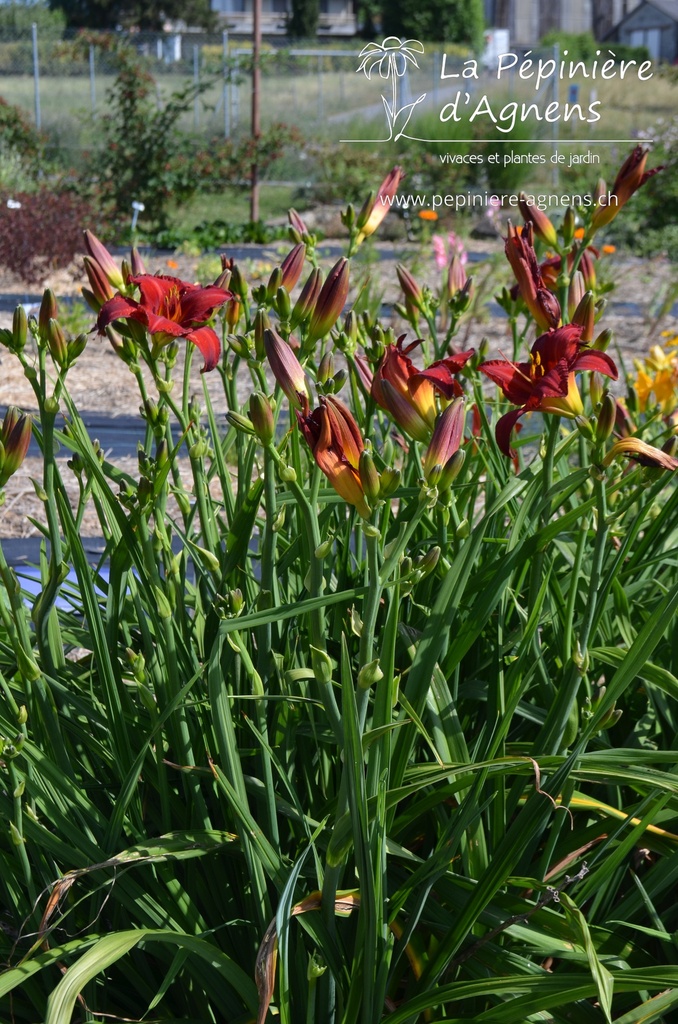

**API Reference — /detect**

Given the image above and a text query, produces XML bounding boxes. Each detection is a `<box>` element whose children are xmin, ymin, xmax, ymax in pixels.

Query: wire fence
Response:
<box><xmin>0</xmin><ymin>26</ymin><xmax>472</xmax><ymax>153</ymax></box>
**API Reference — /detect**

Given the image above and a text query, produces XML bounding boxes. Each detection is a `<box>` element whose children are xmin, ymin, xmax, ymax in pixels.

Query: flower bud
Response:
<box><xmin>359</xmin><ymin>449</ymin><xmax>381</xmax><ymax>504</ymax></box>
<box><xmin>571</xmin><ymin>289</ymin><xmax>595</xmax><ymax>342</ymax></box>
<box><xmin>46</xmin><ymin>318</ymin><xmax>68</xmax><ymax>367</ymax></box>
<box><xmin>518</xmin><ymin>192</ymin><xmax>558</xmax><ymax>247</ymax></box>
<box><xmin>344</xmin><ymin>310</ymin><xmax>359</xmax><ymax>347</ymax></box>
<box><xmin>379</xmin><ymin>466</ymin><xmax>401</xmax><ymax>498</ymax></box>
<box><xmin>317</xmin><ymin>350</ymin><xmax>334</xmax><ymax>384</ymax></box>
<box><xmin>83</xmin><ymin>256</ymin><xmax>116</xmax><ymax>310</ymax></box>
<box><xmin>38</xmin><ymin>289</ymin><xmax>57</xmax><ymax>343</ymax></box>
<box><xmin>224</xmin><ymin>298</ymin><xmax>242</xmax><ymax>332</ymax></box>
<box><xmin>130</xmin><ymin>247</ymin><xmax>147</xmax><ymax>277</ymax></box>
<box><xmin>12</xmin><ymin>305</ymin><xmax>27</xmax><ymax>352</ymax></box>
<box><xmin>230</xmin><ymin>264</ymin><xmax>248</xmax><ymax>302</ymax></box>
<box><xmin>288</xmin><ymin>208</ymin><xmax>313</xmax><ymax>244</ymax></box>
<box><xmin>439</xmin><ymin>448</ymin><xmax>466</xmax><ymax>491</ymax></box>
<box><xmin>274</xmin><ymin>286</ymin><xmax>292</xmax><ymax>321</ymax></box>
<box><xmin>254</xmin><ymin>308</ymin><xmax>270</xmax><ymax>361</ymax></box>
<box><xmin>249</xmin><ymin>392</ymin><xmax>275</xmax><ymax>446</ymax></box>
<box><xmin>354</xmin><ymin>166</ymin><xmax>404</xmax><ymax>245</ymax></box>
<box><xmin>265</xmin><ymin>267</ymin><xmax>283</xmax><ymax>304</ymax></box>
<box><xmin>83</xmin><ymin>230</ymin><xmax>125</xmax><ymax>289</ymax></box>
<box><xmin>575</xmin><ymin>415</ymin><xmax>594</xmax><ymax>441</ymax></box>
<box><xmin>562</xmin><ymin>206</ymin><xmax>576</xmax><ymax>246</ymax></box>
<box><xmin>589</xmin><ymin>371</ymin><xmax>604</xmax><ymax>408</ymax></box>
<box><xmin>396</xmin><ymin>264</ymin><xmax>423</xmax><ymax>310</ymax></box>
<box><xmin>264</xmin><ymin>327</ymin><xmax>308</xmax><ymax>410</ymax></box>
<box><xmin>214</xmin><ymin>267</ymin><xmax>232</xmax><ymax>291</ymax></box>
<box><xmin>414</xmin><ymin>546</ymin><xmax>441</xmax><ymax>578</ymax></box>
<box><xmin>596</xmin><ymin>393</ymin><xmax>616</xmax><ymax>444</ymax></box>
<box><xmin>593</xmin><ymin>328</ymin><xmax>613</xmax><ymax>352</ymax></box>
<box><xmin>227</xmin><ymin>333</ymin><xmax>250</xmax><ymax>359</ymax></box>
<box><xmin>226</xmin><ymin>411</ymin><xmax>256</xmax><ymax>436</ymax></box>
<box><xmin>0</xmin><ymin>407</ymin><xmax>32</xmax><ymax>487</ymax></box>
<box><xmin>447</xmin><ymin>253</ymin><xmax>468</xmax><ymax>297</ymax></box>
<box><xmin>290</xmin><ymin>267</ymin><xmax>322</xmax><ymax>331</ymax></box>
<box><xmin>568</xmin><ymin>273</ymin><xmax>586</xmax><ymax>321</ymax></box>
<box><xmin>280</xmin><ymin>242</ymin><xmax>306</xmax><ymax>292</ymax></box>
<box><xmin>307</xmin><ymin>259</ymin><xmax>350</xmax><ymax>344</ymax></box>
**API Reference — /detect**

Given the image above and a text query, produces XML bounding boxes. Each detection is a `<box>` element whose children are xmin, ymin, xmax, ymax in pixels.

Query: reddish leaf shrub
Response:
<box><xmin>0</xmin><ymin>188</ymin><xmax>93</xmax><ymax>285</ymax></box>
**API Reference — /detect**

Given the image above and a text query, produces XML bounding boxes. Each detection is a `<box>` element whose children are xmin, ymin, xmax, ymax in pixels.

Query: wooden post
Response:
<box><xmin>251</xmin><ymin>0</ymin><xmax>262</xmax><ymax>222</ymax></box>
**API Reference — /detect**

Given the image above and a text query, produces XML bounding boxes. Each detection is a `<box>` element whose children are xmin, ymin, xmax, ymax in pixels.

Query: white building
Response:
<box><xmin>210</xmin><ymin>0</ymin><xmax>357</xmax><ymax>37</ymax></box>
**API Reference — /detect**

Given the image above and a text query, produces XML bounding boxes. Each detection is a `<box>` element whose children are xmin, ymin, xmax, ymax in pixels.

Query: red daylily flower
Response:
<box><xmin>297</xmin><ymin>395</ymin><xmax>371</xmax><ymax>518</ymax></box>
<box><xmin>479</xmin><ymin>324</ymin><xmax>618</xmax><ymax>457</ymax></box>
<box><xmin>591</xmin><ymin>146</ymin><xmax>663</xmax><ymax>231</ymax></box>
<box><xmin>371</xmin><ymin>336</ymin><xmax>474</xmax><ymax>443</ymax></box>
<box><xmin>97</xmin><ymin>274</ymin><xmax>231</xmax><ymax>372</ymax></box>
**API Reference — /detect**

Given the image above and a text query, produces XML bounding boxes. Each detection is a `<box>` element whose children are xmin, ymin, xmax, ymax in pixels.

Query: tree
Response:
<box><xmin>288</xmin><ymin>0</ymin><xmax>319</xmax><ymax>38</ymax></box>
<box><xmin>0</xmin><ymin>1</ymin><xmax>66</xmax><ymax>38</ymax></box>
<box><xmin>48</xmin><ymin>0</ymin><xmax>217</xmax><ymax>30</ymax></box>
<box><xmin>382</xmin><ymin>0</ymin><xmax>485</xmax><ymax>50</ymax></box>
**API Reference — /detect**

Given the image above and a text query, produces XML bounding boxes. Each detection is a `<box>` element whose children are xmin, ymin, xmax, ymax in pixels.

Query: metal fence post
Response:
<box><xmin>31</xmin><ymin>22</ymin><xmax>41</xmax><ymax>130</ymax></box>
<box><xmin>233</xmin><ymin>53</ymin><xmax>240</xmax><ymax>131</ymax></box>
<box><xmin>193</xmin><ymin>45</ymin><xmax>200</xmax><ymax>131</ymax></box>
<box><xmin>317</xmin><ymin>53</ymin><xmax>324</xmax><ymax>122</ymax></box>
<box><xmin>89</xmin><ymin>44</ymin><xmax>96</xmax><ymax>113</ymax></box>
<box><xmin>552</xmin><ymin>43</ymin><xmax>559</xmax><ymax>188</ymax></box>
<box><xmin>223</xmin><ymin>30</ymin><xmax>230</xmax><ymax>138</ymax></box>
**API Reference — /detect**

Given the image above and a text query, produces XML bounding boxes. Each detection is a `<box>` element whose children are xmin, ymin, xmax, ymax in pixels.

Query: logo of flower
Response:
<box><xmin>355</xmin><ymin>37</ymin><xmax>427</xmax><ymax>142</ymax></box>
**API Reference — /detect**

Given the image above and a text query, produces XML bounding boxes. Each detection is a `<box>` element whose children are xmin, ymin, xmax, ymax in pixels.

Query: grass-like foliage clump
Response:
<box><xmin>1</xmin><ymin>152</ymin><xmax>678</xmax><ymax>1024</ymax></box>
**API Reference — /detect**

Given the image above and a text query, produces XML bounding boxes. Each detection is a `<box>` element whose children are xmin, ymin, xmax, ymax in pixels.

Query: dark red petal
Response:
<box><xmin>531</xmin><ymin>324</ymin><xmax>583</xmax><ymax>369</ymax></box>
<box><xmin>574</xmin><ymin>349</ymin><xmax>618</xmax><ymax>379</ymax></box>
<box><xmin>411</xmin><ymin>365</ymin><xmax>461</xmax><ymax>400</ymax></box>
<box><xmin>130</xmin><ymin>274</ymin><xmax>179</xmax><ymax>310</ymax></box>
<box><xmin>531</xmin><ymin>360</ymin><xmax>571</xmax><ymax>402</ymax></box>
<box><xmin>143</xmin><ymin>313</ymin><xmax>186</xmax><ymax>337</ymax></box>
<box><xmin>440</xmin><ymin>348</ymin><xmax>475</xmax><ymax>373</ymax></box>
<box><xmin>179</xmin><ymin>285</ymin><xmax>231</xmax><ymax>325</ymax></box>
<box><xmin>186</xmin><ymin>326</ymin><xmax>221</xmax><ymax>372</ymax></box>
<box><xmin>96</xmin><ymin>295</ymin><xmax>141</xmax><ymax>333</ymax></box>
<box><xmin>495</xmin><ymin>407</ymin><xmax>524</xmax><ymax>458</ymax></box>
<box><xmin>479</xmin><ymin>360</ymin><xmax>534</xmax><ymax>405</ymax></box>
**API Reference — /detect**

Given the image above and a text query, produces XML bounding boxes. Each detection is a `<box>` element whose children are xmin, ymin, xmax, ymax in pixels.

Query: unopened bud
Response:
<box><xmin>12</xmin><ymin>306</ymin><xmax>27</xmax><ymax>352</ymax></box>
<box><xmin>596</xmin><ymin>393</ymin><xmax>616</xmax><ymax>444</ymax></box>
<box><xmin>307</xmin><ymin>259</ymin><xmax>350</xmax><ymax>344</ymax></box>
<box><xmin>572</xmin><ymin>290</ymin><xmax>595</xmax><ymax>342</ymax></box>
<box><xmin>379</xmin><ymin>467</ymin><xmax>401</xmax><ymax>498</ymax></box>
<box><xmin>593</xmin><ymin>328</ymin><xmax>613</xmax><ymax>352</ymax></box>
<box><xmin>38</xmin><ymin>289</ymin><xmax>57</xmax><ymax>342</ymax></box>
<box><xmin>290</xmin><ymin>267</ymin><xmax>322</xmax><ymax>331</ymax></box>
<box><xmin>249</xmin><ymin>391</ymin><xmax>275</xmax><ymax>446</ymax></box>
<box><xmin>562</xmin><ymin>206</ymin><xmax>576</xmax><ymax>246</ymax></box>
<box><xmin>280</xmin><ymin>242</ymin><xmax>306</xmax><ymax>292</ymax></box>
<box><xmin>226</xmin><ymin>411</ymin><xmax>256</xmax><ymax>436</ymax></box>
<box><xmin>360</xmin><ymin>448</ymin><xmax>383</xmax><ymax>503</ymax></box>
<box><xmin>317</xmin><ymin>351</ymin><xmax>334</xmax><ymax>384</ymax></box>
